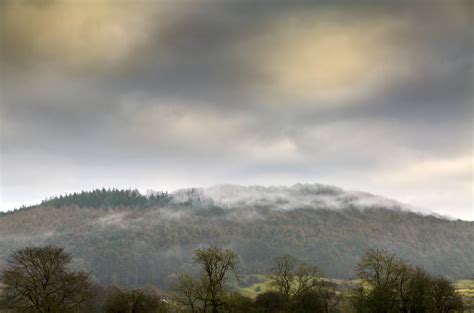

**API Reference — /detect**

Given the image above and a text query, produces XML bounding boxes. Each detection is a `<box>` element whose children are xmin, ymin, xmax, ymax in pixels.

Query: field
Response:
<box><xmin>238</xmin><ymin>276</ymin><xmax>474</xmax><ymax>311</ymax></box>
<box><xmin>238</xmin><ymin>274</ymin><xmax>272</xmax><ymax>298</ymax></box>
<box><xmin>456</xmin><ymin>280</ymin><xmax>474</xmax><ymax>311</ymax></box>
<box><xmin>237</xmin><ymin>275</ymin><xmax>358</xmax><ymax>299</ymax></box>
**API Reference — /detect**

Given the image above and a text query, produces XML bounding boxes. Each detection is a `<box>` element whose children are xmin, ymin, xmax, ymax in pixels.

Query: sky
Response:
<box><xmin>0</xmin><ymin>0</ymin><xmax>472</xmax><ymax>220</ymax></box>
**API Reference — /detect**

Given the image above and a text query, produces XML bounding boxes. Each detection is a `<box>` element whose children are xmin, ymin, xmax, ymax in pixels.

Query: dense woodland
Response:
<box><xmin>0</xmin><ymin>187</ymin><xmax>471</xmax><ymax>291</ymax></box>
<box><xmin>39</xmin><ymin>189</ymin><xmax>171</xmax><ymax>209</ymax></box>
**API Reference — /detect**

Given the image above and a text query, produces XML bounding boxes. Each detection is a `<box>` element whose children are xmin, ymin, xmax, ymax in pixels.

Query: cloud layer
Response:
<box><xmin>1</xmin><ymin>0</ymin><xmax>472</xmax><ymax>220</ymax></box>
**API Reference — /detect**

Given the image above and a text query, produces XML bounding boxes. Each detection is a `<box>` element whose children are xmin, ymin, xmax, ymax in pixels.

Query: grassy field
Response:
<box><xmin>238</xmin><ymin>276</ymin><xmax>474</xmax><ymax>311</ymax></box>
<box><xmin>456</xmin><ymin>280</ymin><xmax>474</xmax><ymax>297</ymax></box>
<box><xmin>455</xmin><ymin>280</ymin><xmax>474</xmax><ymax>311</ymax></box>
<box><xmin>238</xmin><ymin>274</ymin><xmax>272</xmax><ymax>298</ymax></box>
<box><xmin>237</xmin><ymin>275</ymin><xmax>358</xmax><ymax>299</ymax></box>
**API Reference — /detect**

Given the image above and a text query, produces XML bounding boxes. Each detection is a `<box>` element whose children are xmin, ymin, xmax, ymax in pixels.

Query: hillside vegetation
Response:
<box><xmin>0</xmin><ymin>185</ymin><xmax>472</xmax><ymax>289</ymax></box>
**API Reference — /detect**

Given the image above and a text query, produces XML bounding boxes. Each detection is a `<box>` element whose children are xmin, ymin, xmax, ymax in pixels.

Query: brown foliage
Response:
<box><xmin>0</xmin><ymin>246</ymin><xmax>93</xmax><ymax>313</ymax></box>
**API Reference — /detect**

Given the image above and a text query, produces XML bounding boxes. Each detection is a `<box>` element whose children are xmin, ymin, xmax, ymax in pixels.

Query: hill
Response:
<box><xmin>0</xmin><ymin>184</ymin><xmax>472</xmax><ymax>289</ymax></box>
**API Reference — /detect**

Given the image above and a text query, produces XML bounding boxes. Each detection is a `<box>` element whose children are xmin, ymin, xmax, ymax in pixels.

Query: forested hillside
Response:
<box><xmin>0</xmin><ymin>185</ymin><xmax>472</xmax><ymax>289</ymax></box>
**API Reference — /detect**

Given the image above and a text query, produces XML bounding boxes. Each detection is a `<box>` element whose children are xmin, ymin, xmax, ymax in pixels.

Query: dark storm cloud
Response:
<box><xmin>0</xmin><ymin>0</ymin><xmax>472</xmax><ymax>219</ymax></box>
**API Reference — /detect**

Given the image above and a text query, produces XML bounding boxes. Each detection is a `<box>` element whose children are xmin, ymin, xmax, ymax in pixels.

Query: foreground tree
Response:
<box><xmin>174</xmin><ymin>274</ymin><xmax>201</xmax><ymax>313</ymax></box>
<box><xmin>353</xmin><ymin>249</ymin><xmax>463</xmax><ymax>313</ymax></box>
<box><xmin>224</xmin><ymin>292</ymin><xmax>254</xmax><ymax>313</ymax></box>
<box><xmin>430</xmin><ymin>277</ymin><xmax>464</xmax><ymax>313</ymax></box>
<box><xmin>254</xmin><ymin>291</ymin><xmax>287</xmax><ymax>312</ymax></box>
<box><xmin>174</xmin><ymin>246</ymin><xmax>238</xmax><ymax>313</ymax></box>
<box><xmin>354</xmin><ymin>249</ymin><xmax>402</xmax><ymax>312</ymax></box>
<box><xmin>270</xmin><ymin>255</ymin><xmax>322</xmax><ymax>297</ymax></box>
<box><xmin>194</xmin><ymin>247</ymin><xmax>239</xmax><ymax>313</ymax></box>
<box><xmin>267</xmin><ymin>255</ymin><xmax>340</xmax><ymax>312</ymax></box>
<box><xmin>104</xmin><ymin>286</ymin><xmax>168</xmax><ymax>313</ymax></box>
<box><xmin>0</xmin><ymin>245</ymin><xmax>93</xmax><ymax>313</ymax></box>
<box><xmin>314</xmin><ymin>281</ymin><xmax>340</xmax><ymax>313</ymax></box>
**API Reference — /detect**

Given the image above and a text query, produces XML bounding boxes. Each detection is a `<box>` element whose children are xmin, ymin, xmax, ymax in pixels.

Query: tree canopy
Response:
<box><xmin>0</xmin><ymin>246</ymin><xmax>93</xmax><ymax>313</ymax></box>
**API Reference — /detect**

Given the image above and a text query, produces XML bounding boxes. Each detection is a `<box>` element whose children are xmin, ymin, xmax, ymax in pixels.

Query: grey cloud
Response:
<box><xmin>0</xmin><ymin>0</ymin><xmax>472</xmax><ymax>219</ymax></box>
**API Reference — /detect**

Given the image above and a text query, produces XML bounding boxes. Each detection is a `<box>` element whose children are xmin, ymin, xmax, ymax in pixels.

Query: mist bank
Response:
<box><xmin>174</xmin><ymin>183</ymin><xmax>410</xmax><ymax>212</ymax></box>
<box><xmin>0</xmin><ymin>185</ymin><xmax>472</xmax><ymax>289</ymax></box>
<box><xmin>2</xmin><ymin>183</ymin><xmax>457</xmax><ymax>220</ymax></box>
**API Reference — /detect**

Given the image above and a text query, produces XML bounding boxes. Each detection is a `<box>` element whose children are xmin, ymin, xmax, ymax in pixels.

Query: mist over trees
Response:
<box><xmin>0</xmin><ymin>188</ymin><xmax>472</xmax><ymax>290</ymax></box>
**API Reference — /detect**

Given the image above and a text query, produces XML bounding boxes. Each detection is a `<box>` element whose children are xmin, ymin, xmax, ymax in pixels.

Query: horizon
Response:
<box><xmin>1</xmin><ymin>0</ymin><xmax>473</xmax><ymax>220</ymax></box>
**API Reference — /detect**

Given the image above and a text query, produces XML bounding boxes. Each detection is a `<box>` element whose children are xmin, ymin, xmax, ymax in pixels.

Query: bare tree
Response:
<box><xmin>193</xmin><ymin>247</ymin><xmax>238</xmax><ymax>313</ymax></box>
<box><xmin>0</xmin><ymin>246</ymin><xmax>93</xmax><ymax>313</ymax></box>
<box><xmin>271</xmin><ymin>255</ymin><xmax>296</xmax><ymax>297</ymax></box>
<box><xmin>270</xmin><ymin>255</ymin><xmax>321</xmax><ymax>297</ymax></box>
<box><xmin>430</xmin><ymin>277</ymin><xmax>464</xmax><ymax>313</ymax></box>
<box><xmin>353</xmin><ymin>250</ymin><xmax>464</xmax><ymax>313</ymax></box>
<box><xmin>104</xmin><ymin>286</ymin><xmax>166</xmax><ymax>313</ymax></box>
<box><xmin>293</xmin><ymin>262</ymin><xmax>322</xmax><ymax>296</ymax></box>
<box><xmin>174</xmin><ymin>274</ymin><xmax>200</xmax><ymax>313</ymax></box>
<box><xmin>174</xmin><ymin>246</ymin><xmax>238</xmax><ymax>313</ymax></box>
<box><xmin>356</xmin><ymin>249</ymin><xmax>402</xmax><ymax>290</ymax></box>
<box><xmin>314</xmin><ymin>280</ymin><xmax>340</xmax><ymax>313</ymax></box>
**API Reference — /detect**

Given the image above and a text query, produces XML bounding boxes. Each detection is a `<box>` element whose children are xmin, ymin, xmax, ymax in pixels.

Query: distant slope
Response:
<box><xmin>0</xmin><ymin>184</ymin><xmax>472</xmax><ymax>289</ymax></box>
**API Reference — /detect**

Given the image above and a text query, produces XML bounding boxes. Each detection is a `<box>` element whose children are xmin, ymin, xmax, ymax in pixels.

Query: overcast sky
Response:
<box><xmin>0</xmin><ymin>0</ymin><xmax>472</xmax><ymax>220</ymax></box>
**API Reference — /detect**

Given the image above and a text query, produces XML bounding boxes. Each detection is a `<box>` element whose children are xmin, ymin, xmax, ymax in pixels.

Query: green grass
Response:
<box><xmin>238</xmin><ymin>276</ymin><xmax>474</xmax><ymax>301</ymax></box>
<box><xmin>455</xmin><ymin>279</ymin><xmax>474</xmax><ymax>312</ymax></box>
<box><xmin>238</xmin><ymin>275</ymin><xmax>272</xmax><ymax>298</ymax></box>
<box><xmin>237</xmin><ymin>275</ymin><xmax>360</xmax><ymax>299</ymax></box>
<box><xmin>456</xmin><ymin>280</ymin><xmax>474</xmax><ymax>297</ymax></box>
<box><xmin>238</xmin><ymin>277</ymin><xmax>474</xmax><ymax>312</ymax></box>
